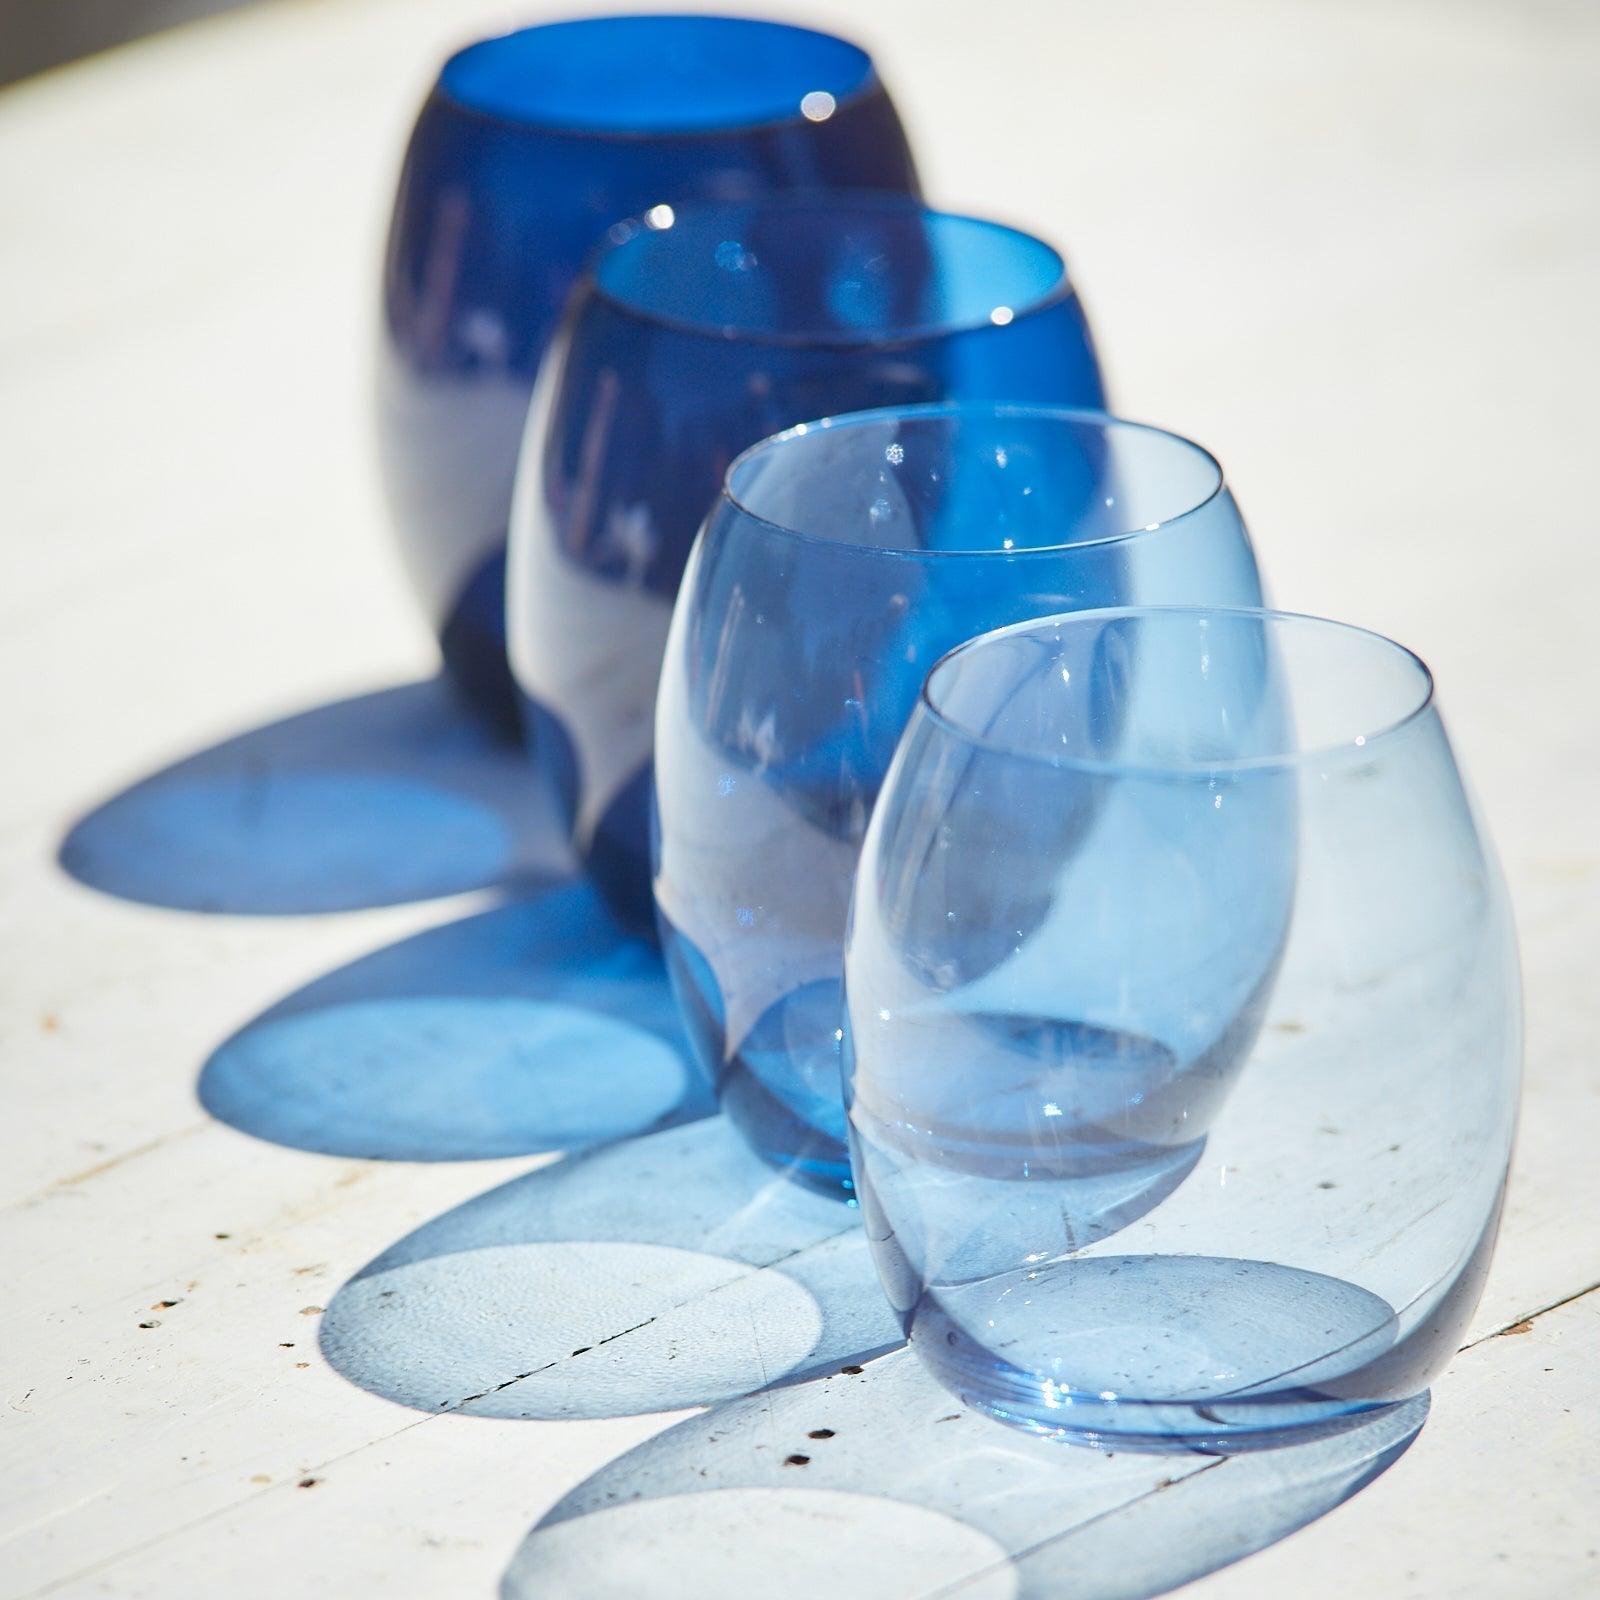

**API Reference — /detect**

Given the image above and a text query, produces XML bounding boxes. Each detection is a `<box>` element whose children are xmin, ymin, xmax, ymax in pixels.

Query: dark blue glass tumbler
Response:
<box><xmin>377</xmin><ymin>16</ymin><xmax>918</xmax><ymax>728</ymax></box>
<box><xmin>845</xmin><ymin>608</ymin><xmax>1520</xmax><ymax>1449</ymax></box>
<box><xmin>508</xmin><ymin>197</ymin><xmax>1106</xmax><ymax>925</ymax></box>
<box><xmin>652</xmin><ymin>405</ymin><xmax>1264</xmax><ymax>1194</ymax></box>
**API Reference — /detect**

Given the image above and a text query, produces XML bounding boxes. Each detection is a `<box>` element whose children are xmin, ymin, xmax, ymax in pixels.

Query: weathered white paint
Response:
<box><xmin>1</xmin><ymin>0</ymin><xmax>1596</xmax><ymax>1596</ymax></box>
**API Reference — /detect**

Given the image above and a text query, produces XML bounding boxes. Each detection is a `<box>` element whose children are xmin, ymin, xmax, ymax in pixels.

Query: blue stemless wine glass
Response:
<box><xmin>508</xmin><ymin>198</ymin><xmax>1106</xmax><ymax>925</ymax></box>
<box><xmin>652</xmin><ymin>404</ymin><xmax>1263</xmax><ymax>1194</ymax></box>
<box><xmin>845</xmin><ymin>606</ymin><xmax>1521</xmax><ymax>1451</ymax></box>
<box><xmin>377</xmin><ymin>16</ymin><xmax>919</xmax><ymax>730</ymax></box>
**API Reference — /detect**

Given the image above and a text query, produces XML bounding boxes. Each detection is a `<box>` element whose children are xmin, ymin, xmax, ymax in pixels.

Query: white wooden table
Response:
<box><xmin>3</xmin><ymin>1</ymin><xmax>1597</xmax><ymax>1595</ymax></box>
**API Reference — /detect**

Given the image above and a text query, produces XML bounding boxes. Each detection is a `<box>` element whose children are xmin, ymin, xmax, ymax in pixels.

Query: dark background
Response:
<box><xmin>0</xmin><ymin>0</ymin><xmax>260</xmax><ymax>85</ymax></box>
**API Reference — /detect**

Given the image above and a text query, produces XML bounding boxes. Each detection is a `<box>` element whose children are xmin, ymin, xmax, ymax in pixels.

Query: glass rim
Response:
<box><xmin>433</xmin><ymin>15</ymin><xmax>884</xmax><ymax>141</ymax></box>
<box><xmin>919</xmin><ymin>604</ymin><xmax>1437</xmax><ymax>776</ymax></box>
<box><xmin>719</xmin><ymin>401</ymin><xmax>1226</xmax><ymax>557</ymax></box>
<box><xmin>586</xmin><ymin>196</ymin><xmax>1077</xmax><ymax>348</ymax></box>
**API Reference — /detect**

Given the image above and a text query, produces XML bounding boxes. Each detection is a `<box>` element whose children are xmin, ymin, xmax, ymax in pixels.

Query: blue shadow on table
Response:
<box><xmin>505</xmin><ymin>1348</ymin><xmax>1427</xmax><ymax>1600</ymax></box>
<box><xmin>199</xmin><ymin>881</ymin><xmax>706</xmax><ymax>1161</ymax></box>
<box><xmin>319</xmin><ymin>1116</ymin><xmax>903</xmax><ymax>1419</ymax></box>
<box><xmin>58</xmin><ymin>677</ymin><xmax>566</xmax><ymax>914</ymax></box>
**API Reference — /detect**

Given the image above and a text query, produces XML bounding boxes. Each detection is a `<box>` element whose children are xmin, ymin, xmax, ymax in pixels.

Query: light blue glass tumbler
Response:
<box><xmin>653</xmin><ymin>406</ymin><xmax>1264</xmax><ymax>1194</ymax></box>
<box><xmin>844</xmin><ymin>607</ymin><xmax>1521</xmax><ymax>1450</ymax></box>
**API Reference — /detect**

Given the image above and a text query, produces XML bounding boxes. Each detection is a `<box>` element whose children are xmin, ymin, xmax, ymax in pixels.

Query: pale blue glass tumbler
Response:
<box><xmin>845</xmin><ymin>607</ymin><xmax>1521</xmax><ymax>1450</ymax></box>
<box><xmin>653</xmin><ymin>406</ymin><xmax>1264</xmax><ymax>1195</ymax></box>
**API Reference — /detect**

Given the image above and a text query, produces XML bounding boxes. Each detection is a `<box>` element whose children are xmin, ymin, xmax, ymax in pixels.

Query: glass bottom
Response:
<box><xmin>720</xmin><ymin>977</ymin><xmax>856</xmax><ymax>1198</ymax></box>
<box><xmin>582</xmin><ymin>765</ymin><xmax>656</xmax><ymax>939</ymax></box>
<box><xmin>658</xmin><ymin>922</ymin><xmax>855</xmax><ymax>1198</ymax></box>
<box><xmin>721</xmin><ymin>1059</ymin><xmax>854</xmax><ymax>1198</ymax></box>
<box><xmin>439</xmin><ymin>547</ymin><xmax>521</xmax><ymax>739</ymax></box>
<box><xmin>516</xmin><ymin>690</ymin><xmax>654</xmax><ymax>937</ymax></box>
<box><xmin>909</xmin><ymin>1253</ymin><xmax>1414</xmax><ymax>1452</ymax></box>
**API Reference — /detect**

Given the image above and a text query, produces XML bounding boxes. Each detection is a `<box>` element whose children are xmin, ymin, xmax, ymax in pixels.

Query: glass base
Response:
<box><xmin>582</xmin><ymin>781</ymin><xmax>657</xmax><ymax>941</ymax></box>
<box><xmin>659</xmin><ymin>927</ymin><xmax>857</xmax><ymax>1199</ymax></box>
<box><xmin>909</xmin><ymin>1253</ymin><xmax>1415</xmax><ymax>1453</ymax></box>
<box><xmin>439</xmin><ymin>548</ymin><xmax>522</xmax><ymax>739</ymax></box>
<box><xmin>719</xmin><ymin>976</ymin><xmax>858</xmax><ymax>1198</ymax></box>
<box><xmin>950</xmin><ymin>1378</ymin><xmax>1406</xmax><ymax>1455</ymax></box>
<box><xmin>722</xmin><ymin>1059</ymin><xmax>856</xmax><ymax>1199</ymax></box>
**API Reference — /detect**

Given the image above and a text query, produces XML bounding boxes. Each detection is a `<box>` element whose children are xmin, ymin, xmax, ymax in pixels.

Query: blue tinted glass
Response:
<box><xmin>440</xmin><ymin>16</ymin><xmax>876</xmax><ymax>133</ymax></box>
<box><xmin>844</xmin><ymin>607</ymin><xmax>1519</xmax><ymax>1449</ymax></box>
<box><xmin>509</xmin><ymin>204</ymin><xmax>1107</xmax><ymax>929</ymax></box>
<box><xmin>650</xmin><ymin>406</ymin><xmax>1262</xmax><ymax>1193</ymax></box>
<box><xmin>378</xmin><ymin>21</ymin><xmax>918</xmax><ymax>727</ymax></box>
<box><xmin>592</xmin><ymin>205</ymin><xmax>1067</xmax><ymax>340</ymax></box>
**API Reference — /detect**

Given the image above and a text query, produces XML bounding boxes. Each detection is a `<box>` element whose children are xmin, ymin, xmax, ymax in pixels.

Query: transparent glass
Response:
<box><xmin>377</xmin><ymin>16</ymin><xmax>918</xmax><ymax>727</ymax></box>
<box><xmin>652</xmin><ymin>406</ymin><xmax>1263</xmax><ymax>1194</ymax></box>
<box><xmin>844</xmin><ymin>607</ymin><xmax>1521</xmax><ymax>1450</ymax></box>
<box><xmin>510</xmin><ymin>199</ymin><xmax>1105</xmax><ymax>925</ymax></box>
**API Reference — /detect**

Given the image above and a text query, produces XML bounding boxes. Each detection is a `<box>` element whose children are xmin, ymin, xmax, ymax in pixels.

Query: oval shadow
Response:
<box><xmin>514</xmin><ymin>1488</ymin><xmax>1018</xmax><ymax>1599</ymax></box>
<box><xmin>199</xmin><ymin>882</ymin><xmax>707</xmax><ymax>1160</ymax></box>
<box><xmin>511</xmin><ymin>1347</ymin><xmax>1427</xmax><ymax>1599</ymax></box>
<box><xmin>59</xmin><ymin>677</ymin><xmax>567</xmax><ymax>914</ymax></box>
<box><xmin>319</xmin><ymin>1117</ymin><xmax>903</xmax><ymax>1420</ymax></box>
